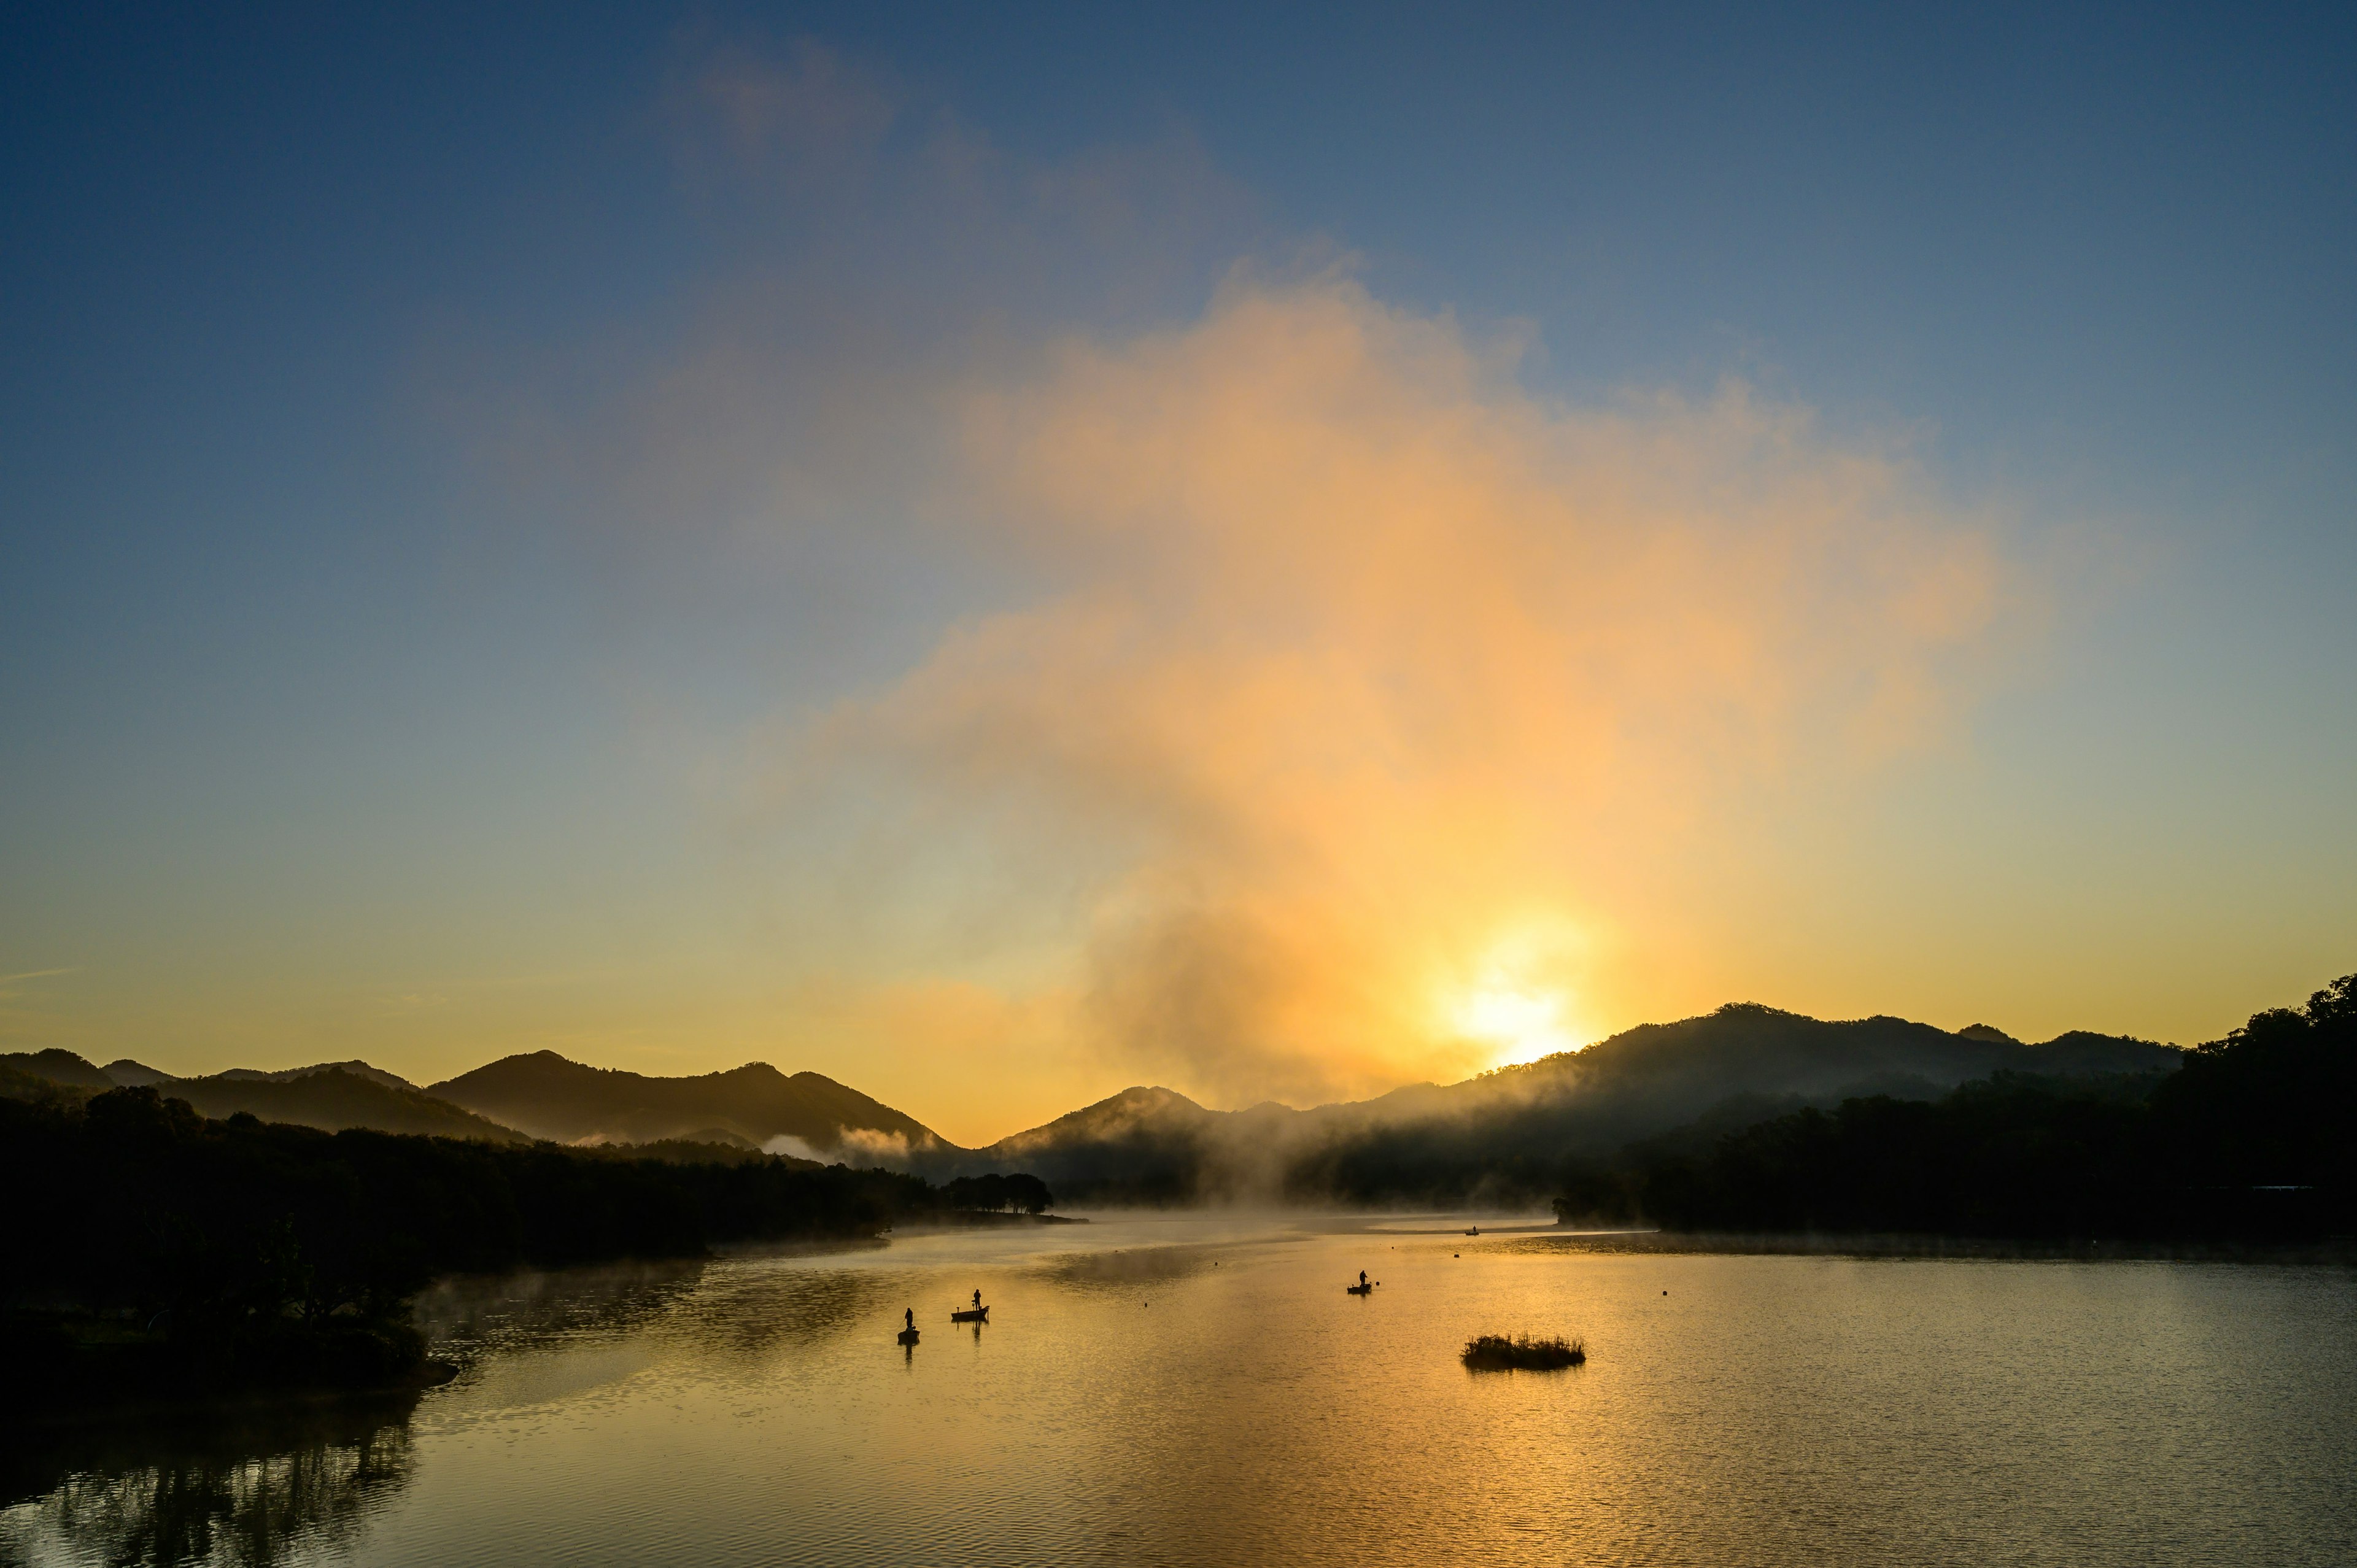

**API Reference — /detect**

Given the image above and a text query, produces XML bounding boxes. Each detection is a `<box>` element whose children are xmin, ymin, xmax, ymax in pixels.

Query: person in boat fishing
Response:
<box><xmin>1358</xmin><ymin>1270</ymin><xmax>1369</xmax><ymax>1290</ymax></box>
<box><xmin>904</xmin><ymin>1308</ymin><xmax>914</xmax><ymax>1332</ymax></box>
<box><xmin>972</xmin><ymin>1289</ymin><xmax>983</xmax><ymax>1311</ymax></box>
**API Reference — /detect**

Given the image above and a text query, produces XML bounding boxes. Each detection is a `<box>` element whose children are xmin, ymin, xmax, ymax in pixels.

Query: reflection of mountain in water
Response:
<box><xmin>0</xmin><ymin>1393</ymin><xmax>417</xmax><ymax>1567</ymax></box>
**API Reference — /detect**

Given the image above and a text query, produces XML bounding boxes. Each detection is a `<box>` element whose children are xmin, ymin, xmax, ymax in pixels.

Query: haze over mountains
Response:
<box><xmin>3</xmin><ymin>1003</ymin><xmax>2175</xmax><ymax>1205</ymax></box>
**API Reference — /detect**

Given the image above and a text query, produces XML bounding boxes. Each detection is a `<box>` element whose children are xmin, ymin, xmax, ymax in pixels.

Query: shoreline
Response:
<box><xmin>1517</xmin><ymin>1229</ymin><xmax>2357</xmax><ymax>1264</ymax></box>
<box><xmin>888</xmin><ymin>1211</ymin><xmax>1090</xmax><ymax>1234</ymax></box>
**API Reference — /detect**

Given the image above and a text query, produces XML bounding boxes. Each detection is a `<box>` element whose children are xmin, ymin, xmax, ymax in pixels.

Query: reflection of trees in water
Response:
<box><xmin>412</xmin><ymin>1256</ymin><xmax>710</xmax><ymax>1355</ymax></box>
<box><xmin>411</xmin><ymin>1249</ymin><xmax>892</xmax><ymax>1381</ymax></box>
<box><xmin>667</xmin><ymin>1251</ymin><xmax>894</xmax><ymax>1367</ymax></box>
<box><xmin>0</xmin><ymin>1396</ymin><xmax>414</xmax><ymax>1568</ymax></box>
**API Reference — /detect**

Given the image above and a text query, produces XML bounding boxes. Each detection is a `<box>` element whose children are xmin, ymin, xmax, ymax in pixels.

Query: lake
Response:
<box><xmin>6</xmin><ymin>1215</ymin><xmax>2353</xmax><ymax>1566</ymax></box>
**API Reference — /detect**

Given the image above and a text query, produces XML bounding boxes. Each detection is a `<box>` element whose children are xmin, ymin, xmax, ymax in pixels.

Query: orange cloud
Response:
<box><xmin>766</xmin><ymin>273</ymin><xmax>2029</xmax><ymax>1108</ymax></box>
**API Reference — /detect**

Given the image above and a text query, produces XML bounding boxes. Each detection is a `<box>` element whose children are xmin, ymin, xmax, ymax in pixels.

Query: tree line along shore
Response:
<box><xmin>0</xmin><ymin>1087</ymin><xmax>1054</xmax><ymax>1408</ymax></box>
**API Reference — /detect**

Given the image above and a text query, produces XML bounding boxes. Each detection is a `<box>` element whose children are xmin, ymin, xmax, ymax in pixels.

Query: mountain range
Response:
<box><xmin>0</xmin><ymin>1052</ymin><xmax>524</xmax><ymax>1141</ymax></box>
<box><xmin>2</xmin><ymin>1003</ymin><xmax>2179</xmax><ymax>1204</ymax></box>
<box><xmin>932</xmin><ymin>1005</ymin><xmax>2180</xmax><ymax>1203</ymax></box>
<box><xmin>424</xmin><ymin>1051</ymin><xmax>945</xmax><ymax>1158</ymax></box>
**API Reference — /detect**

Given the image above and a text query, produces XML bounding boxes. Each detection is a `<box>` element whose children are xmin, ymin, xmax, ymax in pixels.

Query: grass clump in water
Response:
<box><xmin>1461</xmin><ymin>1334</ymin><xmax>1585</xmax><ymax>1371</ymax></box>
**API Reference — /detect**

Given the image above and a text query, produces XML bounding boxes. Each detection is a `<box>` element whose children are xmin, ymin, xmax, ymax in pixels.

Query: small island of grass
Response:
<box><xmin>1461</xmin><ymin>1334</ymin><xmax>1585</xmax><ymax>1371</ymax></box>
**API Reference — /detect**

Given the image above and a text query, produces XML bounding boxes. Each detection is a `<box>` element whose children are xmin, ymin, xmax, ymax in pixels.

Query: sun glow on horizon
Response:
<box><xmin>1453</xmin><ymin>982</ymin><xmax>1579</xmax><ymax>1067</ymax></box>
<box><xmin>1441</xmin><ymin>921</ymin><xmax>1593</xmax><ymax>1071</ymax></box>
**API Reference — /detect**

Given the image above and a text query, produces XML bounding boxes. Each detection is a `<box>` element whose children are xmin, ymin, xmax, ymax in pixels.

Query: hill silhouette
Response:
<box><xmin>2</xmin><ymin>1049</ymin><xmax>115</xmax><ymax>1091</ymax></box>
<box><xmin>212</xmin><ymin>1059</ymin><xmax>421</xmax><ymax>1093</ymax></box>
<box><xmin>1</xmin><ymin>1053</ymin><xmax>526</xmax><ymax>1142</ymax></box>
<box><xmin>6</xmin><ymin>1003</ymin><xmax>2177</xmax><ymax>1197</ymax></box>
<box><xmin>98</xmin><ymin>1059</ymin><xmax>176</xmax><ymax>1086</ymax></box>
<box><xmin>932</xmin><ymin>1005</ymin><xmax>2177</xmax><ymax>1203</ymax></box>
<box><xmin>428</xmin><ymin>1051</ymin><xmax>946</xmax><ymax>1158</ymax></box>
<box><xmin>1585</xmin><ymin>971</ymin><xmax>2356</xmax><ymax>1239</ymax></box>
<box><xmin>164</xmin><ymin>1068</ymin><xmax>530</xmax><ymax>1143</ymax></box>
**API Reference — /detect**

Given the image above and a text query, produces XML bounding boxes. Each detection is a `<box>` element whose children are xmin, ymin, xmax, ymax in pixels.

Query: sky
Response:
<box><xmin>3</xmin><ymin>2</ymin><xmax>2353</xmax><ymax>1145</ymax></box>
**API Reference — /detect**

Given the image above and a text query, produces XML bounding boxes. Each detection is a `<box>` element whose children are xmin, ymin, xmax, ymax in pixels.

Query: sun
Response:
<box><xmin>1442</xmin><ymin>925</ymin><xmax>1593</xmax><ymax>1069</ymax></box>
<box><xmin>1453</xmin><ymin>980</ymin><xmax>1578</xmax><ymax>1067</ymax></box>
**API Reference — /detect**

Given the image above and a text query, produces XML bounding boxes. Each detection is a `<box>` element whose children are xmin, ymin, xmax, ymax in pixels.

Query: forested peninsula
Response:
<box><xmin>0</xmin><ymin>1087</ymin><xmax>1052</xmax><ymax>1408</ymax></box>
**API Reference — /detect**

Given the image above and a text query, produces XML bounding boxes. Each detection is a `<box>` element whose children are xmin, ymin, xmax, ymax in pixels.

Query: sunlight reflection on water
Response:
<box><xmin>6</xmin><ymin>1215</ymin><xmax>2353</xmax><ymax>1566</ymax></box>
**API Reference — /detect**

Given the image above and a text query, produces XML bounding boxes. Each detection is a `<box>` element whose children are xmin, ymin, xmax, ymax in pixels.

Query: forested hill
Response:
<box><xmin>931</xmin><ymin>1006</ymin><xmax>2176</xmax><ymax>1203</ymax></box>
<box><xmin>1560</xmin><ymin>971</ymin><xmax>2356</xmax><ymax>1242</ymax></box>
<box><xmin>1</xmin><ymin>1053</ymin><xmax>526</xmax><ymax>1143</ymax></box>
<box><xmin>1510</xmin><ymin>1004</ymin><xmax>2174</xmax><ymax>1106</ymax></box>
<box><xmin>428</xmin><ymin>1052</ymin><xmax>946</xmax><ymax>1156</ymax></box>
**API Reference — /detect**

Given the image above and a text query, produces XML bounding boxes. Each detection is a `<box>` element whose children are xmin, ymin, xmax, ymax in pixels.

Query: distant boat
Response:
<box><xmin>897</xmin><ymin>1327</ymin><xmax>920</xmax><ymax>1345</ymax></box>
<box><xmin>1345</xmin><ymin>1282</ymin><xmax>1375</xmax><ymax>1296</ymax></box>
<box><xmin>1465</xmin><ymin>1226</ymin><xmax>1480</xmax><ymax>1236</ymax></box>
<box><xmin>950</xmin><ymin>1305</ymin><xmax>989</xmax><ymax>1323</ymax></box>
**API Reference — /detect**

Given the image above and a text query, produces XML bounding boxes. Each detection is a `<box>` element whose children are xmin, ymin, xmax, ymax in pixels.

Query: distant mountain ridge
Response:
<box><xmin>427</xmin><ymin>1051</ymin><xmax>948</xmax><ymax>1157</ymax></box>
<box><xmin>0</xmin><ymin>1052</ymin><xmax>526</xmax><ymax>1142</ymax></box>
<box><xmin>2</xmin><ymin>1049</ymin><xmax>116</xmax><ymax>1091</ymax></box>
<box><xmin>99</xmin><ymin>1059</ymin><xmax>177</xmax><ymax>1087</ymax></box>
<box><xmin>164</xmin><ymin>1068</ymin><xmax>528</xmax><ymax>1141</ymax></box>
<box><xmin>0</xmin><ymin>1048</ymin><xmax>946</xmax><ymax>1162</ymax></box>
<box><xmin>926</xmin><ymin>1003</ymin><xmax>2181</xmax><ymax>1203</ymax></box>
<box><xmin>3</xmin><ymin>1002</ymin><xmax>2181</xmax><ymax>1202</ymax></box>
<box><xmin>212</xmin><ymin>1059</ymin><xmax>419</xmax><ymax>1092</ymax></box>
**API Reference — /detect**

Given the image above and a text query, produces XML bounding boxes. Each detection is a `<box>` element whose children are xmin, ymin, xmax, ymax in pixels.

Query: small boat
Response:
<box><xmin>1465</xmin><ymin>1226</ymin><xmax>1480</xmax><ymax>1236</ymax></box>
<box><xmin>950</xmin><ymin>1305</ymin><xmax>989</xmax><ymax>1323</ymax></box>
<box><xmin>1345</xmin><ymin>1283</ymin><xmax>1375</xmax><ymax>1296</ymax></box>
<box><xmin>897</xmin><ymin>1327</ymin><xmax>920</xmax><ymax>1345</ymax></box>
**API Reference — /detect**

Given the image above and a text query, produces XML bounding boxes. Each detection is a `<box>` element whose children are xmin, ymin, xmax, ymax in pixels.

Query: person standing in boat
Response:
<box><xmin>1358</xmin><ymin>1270</ymin><xmax>1369</xmax><ymax>1290</ymax></box>
<box><xmin>972</xmin><ymin>1289</ymin><xmax>983</xmax><ymax>1311</ymax></box>
<box><xmin>904</xmin><ymin>1308</ymin><xmax>915</xmax><ymax>1332</ymax></box>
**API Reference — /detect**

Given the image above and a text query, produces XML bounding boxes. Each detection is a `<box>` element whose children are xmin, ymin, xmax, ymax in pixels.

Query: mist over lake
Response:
<box><xmin>9</xmin><ymin>1217</ymin><xmax>2351</xmax><ymax>1567</ymax></box>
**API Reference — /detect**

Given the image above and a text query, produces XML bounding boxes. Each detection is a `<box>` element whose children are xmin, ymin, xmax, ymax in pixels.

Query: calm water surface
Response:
<box><xmin>6</xmin><ymin>1216</ymin><xmax>2353</xmax><ymax>1566</ymax></box>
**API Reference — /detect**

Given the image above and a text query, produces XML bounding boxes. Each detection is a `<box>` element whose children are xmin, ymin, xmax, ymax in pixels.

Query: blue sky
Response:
<box><xmin>3</xmin><ymin>3</ymin><xmax>2352</xmax><ymax>1140</ymax></box>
